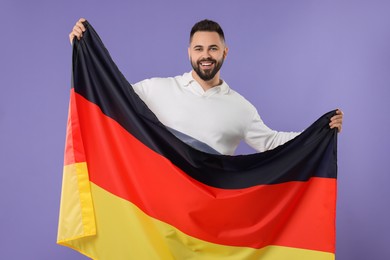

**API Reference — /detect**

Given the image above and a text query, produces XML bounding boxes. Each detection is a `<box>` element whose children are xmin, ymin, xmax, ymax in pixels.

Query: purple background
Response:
<box><xmin>1</xmin><ymin>0</ymin><xmax>389</xmax><ymax>259</ymax></box>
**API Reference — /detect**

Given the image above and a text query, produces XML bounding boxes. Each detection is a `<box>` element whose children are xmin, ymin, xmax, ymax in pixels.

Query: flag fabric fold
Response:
<box><xmin>57</xmin><ymin>21</ymin><xmax>338</xmax><ymax>260</ymax></box>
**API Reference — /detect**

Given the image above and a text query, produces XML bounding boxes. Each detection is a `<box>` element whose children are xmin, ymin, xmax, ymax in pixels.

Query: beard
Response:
<box><xmin>191</xmin><ymin>57</ymin><xmax>224</xmax><ymax>81</ymax></box>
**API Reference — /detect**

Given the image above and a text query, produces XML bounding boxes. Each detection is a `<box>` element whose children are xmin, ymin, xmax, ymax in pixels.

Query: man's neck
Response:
<box><xmin>191</xmin><ymin>70</ymin><xmax>222</xmax><ymax>91</ymax></box>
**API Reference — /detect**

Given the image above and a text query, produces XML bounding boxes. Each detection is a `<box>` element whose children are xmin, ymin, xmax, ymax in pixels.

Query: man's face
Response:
<box><xmin>188</xmin><ymin>31</ymin><xmax>228</xmax><ymax>81</ymax></box>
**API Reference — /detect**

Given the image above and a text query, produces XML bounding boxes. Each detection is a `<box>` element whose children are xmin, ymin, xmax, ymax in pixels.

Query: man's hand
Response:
<box><xmin>329</xmin><ymin>109</ymin><xmax>344</xmax><ymax>133</ymax></box>
<box><xmin>69</xmin><ymin>18</ymin><xmax>86</xmax><ymax>45</ymax></box>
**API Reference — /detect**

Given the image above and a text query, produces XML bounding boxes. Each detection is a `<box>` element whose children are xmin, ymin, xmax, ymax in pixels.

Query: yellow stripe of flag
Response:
<box><xmin>59</xmin><ymin>176</ymin><xmax>335</xmax><ymax>260</ymax></box>
<box><xmin>57</xmin><ymin>163</ymin><xmax>96</xmax><ymax>242</ymax></box>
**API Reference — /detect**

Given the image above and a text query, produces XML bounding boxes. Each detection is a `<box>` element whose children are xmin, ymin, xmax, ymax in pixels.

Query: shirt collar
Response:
<box><xmin>181</xmin><ymin>71</ymin><xmax>194</xmax><ymax>87</ymax></box>
<box><xmin>180</xmin><ymin>71</ymin><xmax>230</xmax><ymax>95</ymax></box>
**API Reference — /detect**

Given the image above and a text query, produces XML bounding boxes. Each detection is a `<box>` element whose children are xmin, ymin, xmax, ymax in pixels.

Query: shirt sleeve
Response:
<box><xmin>132</xmin><ymin>80</ymin><xmax>149</xmax><ymax>102</ymax></box>
<box><xmin>244</xmin><ymin>110</ymin><xmax>301</xmax><ymax>152</ymax></box>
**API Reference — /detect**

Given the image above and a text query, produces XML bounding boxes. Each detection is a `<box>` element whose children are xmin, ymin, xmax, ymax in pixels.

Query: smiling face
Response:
<box><xmin>188</xmin><ymin>31</ymin><xmax>228</xmax><ymax>82</ymax></box>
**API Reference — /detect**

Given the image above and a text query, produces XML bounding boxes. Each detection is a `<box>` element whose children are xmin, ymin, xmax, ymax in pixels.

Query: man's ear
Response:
<box><xmin>223</xmin><ymin>47</ymin><xmax>229</xmax><ymax>59</ymax></box>
<box><xmin>188</xmin><ymin>47</ymin><xmax>191</xmax><ymax>60</ymax></box>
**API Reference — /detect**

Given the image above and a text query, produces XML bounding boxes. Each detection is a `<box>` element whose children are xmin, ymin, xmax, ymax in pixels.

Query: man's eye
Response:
<box><xmin>210</xmin><ymin>47</ymin><xmax>218</xmax><ymax>51</ymax></box>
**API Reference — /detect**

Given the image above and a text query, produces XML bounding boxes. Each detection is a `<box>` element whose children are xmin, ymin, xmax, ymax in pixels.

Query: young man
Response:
<box><xmin>69</xmin><ymin>18</ymin><xmax>343</xmax><ymax>155</ymax></box>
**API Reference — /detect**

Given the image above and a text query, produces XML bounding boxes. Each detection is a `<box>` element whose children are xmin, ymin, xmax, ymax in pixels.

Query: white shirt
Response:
<box><xmin>133</xmin><ymin>72</ymin><xmax>299</xmax><ymax>155</ymax></box>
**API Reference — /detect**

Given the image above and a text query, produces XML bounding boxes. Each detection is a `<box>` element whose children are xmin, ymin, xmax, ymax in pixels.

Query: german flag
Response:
<box><xmin>57</xmin><ymin>22</ymin><xmax>338</xmax><ymax>260</ymax></box>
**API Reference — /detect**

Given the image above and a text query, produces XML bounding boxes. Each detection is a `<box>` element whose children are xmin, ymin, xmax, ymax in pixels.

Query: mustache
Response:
<box><xmin>198</xmin><ymin>58</ymin><xmax>216</xmax><ymax>63</ymax></box>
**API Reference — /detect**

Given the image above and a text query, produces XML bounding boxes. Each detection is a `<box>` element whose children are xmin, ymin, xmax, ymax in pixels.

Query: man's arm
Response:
<box><xmin>244</xmin><ymin>111</ymin><xmax>301</xmax><ymax>152</ymax></box>
<box><xmin>244</xmin><ymin>109</ymin><xmax>343</xmax><ymax>152</ymax></box>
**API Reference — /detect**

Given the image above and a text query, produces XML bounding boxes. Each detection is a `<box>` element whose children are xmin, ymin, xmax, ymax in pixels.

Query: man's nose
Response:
<box><xmin>202</xmin><ymin>50</ymin><xmax>211</xmax><ymax>58</ymax></box>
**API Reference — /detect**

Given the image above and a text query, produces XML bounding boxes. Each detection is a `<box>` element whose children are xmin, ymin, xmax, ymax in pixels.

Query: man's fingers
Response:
<box><xmin>69</xmin><ymin>18</ymin><xmax>87</xmax><ymax>44</ymax></box>
<box><xmin>76</xmin><ymin>25</ymin><xmax>85</xmax><ymax>34</ymax></box>
<box><xmin>329</xmin><ymin>109</ymin><xmax>344</xmax><ymax>132</ymax></box>
<box><xmin>76</xmin><ymin>21</ymin><xmax>86</xmax><ymax>32</ymax></box>
<box><xmin>331</xmin><ymin>115</ymin><xmax>343</xmax><ymax>122</ymax></box>
<box><xmin>329</xmin><ymin>122</ymin><xmax>342</xmax><ymax>132</ymax></box>
<box><xmin>69</xmin><ymin>33</ymin><xmax>74</xmax><ymax>44</ymax></box>
<box><xmin>69</xmin><ymin>31</ymin><xmax>81</xmax><ymax>44</ymax></box>
<box><xmin>69</xmin><ymin>23</ymin><xmax>87</xmax><ymax>44</ymax></box>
